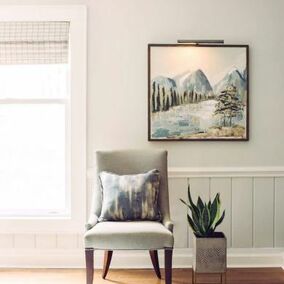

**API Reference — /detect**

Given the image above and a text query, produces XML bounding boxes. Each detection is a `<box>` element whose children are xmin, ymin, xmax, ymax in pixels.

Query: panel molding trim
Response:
<box><xmin>168</xmin><ymin>167</ymin><xmax>284</xmax><ymax>178</ymax></box>
<box><xmin>87</xmin><ymin>166</ymin><xmax>284</xmax><ymax>179</ymax></box>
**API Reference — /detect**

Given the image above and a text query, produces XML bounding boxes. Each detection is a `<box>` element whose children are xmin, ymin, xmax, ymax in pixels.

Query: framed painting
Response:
<box><xmin>148</xmin><ymin>44</ymin><xmax>249</xmax><ymax>141</ymax></box>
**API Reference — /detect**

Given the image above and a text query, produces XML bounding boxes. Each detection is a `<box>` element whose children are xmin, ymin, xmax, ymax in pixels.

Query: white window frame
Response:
<box><xmin>0</xmin><ymin>6</ymin><xmax>87</xmax><ymax>233</ymax></box>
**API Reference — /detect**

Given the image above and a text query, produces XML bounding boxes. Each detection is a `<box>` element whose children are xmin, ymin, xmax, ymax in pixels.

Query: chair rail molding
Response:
<box><xmin>87</xmin><ymin>166</ymin><xmax>284</xmax><ymax>179</ymax></box>
<box><xmin>168</xmin><ymin>166</ymin><xmax>284</xmax><ymax>178</ymax></box>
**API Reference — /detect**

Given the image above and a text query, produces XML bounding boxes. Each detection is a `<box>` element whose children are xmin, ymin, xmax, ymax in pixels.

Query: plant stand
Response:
<box><xmin>192</xmin><ymin>232</ymin><xmax>227</xmax><ymax>284</ymax></box>
<box><xmin>192</xmin><ymin>270</ymin><xmax>226</xmax><ymax>284</ymax></box>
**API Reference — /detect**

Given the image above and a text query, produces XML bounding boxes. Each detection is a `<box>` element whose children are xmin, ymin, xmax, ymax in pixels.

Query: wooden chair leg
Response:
<box><xmin>102</xmin><ymin>250</ymin><xmax>113</xmax><ymax>279</ymax></box>
<box><xmin>149</xmin><ymin>250</ymin><xmax>161</xmax><ymax>279</ymax></box>
<box><xmin>164</xmin><ymin>249</ymin><xmax>173</xmax><ymax>284</ymax></box>
<box><xmin>85</xmin><ymin>248</ymin><xmax>94</xmax><ymax>284</ymax></box>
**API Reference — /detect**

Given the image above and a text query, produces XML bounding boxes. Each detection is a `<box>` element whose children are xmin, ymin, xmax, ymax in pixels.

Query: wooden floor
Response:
<box><xmin>0</xmin><ymin>268</ymin><xmax>283</xmax><ymax>284</ymax></box>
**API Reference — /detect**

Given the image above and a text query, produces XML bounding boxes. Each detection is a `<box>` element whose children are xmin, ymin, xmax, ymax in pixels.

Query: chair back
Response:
<box><xmin>91</xmin><ymin>149</ymin><xmax>170</xmax><ymax>221</ymax></box>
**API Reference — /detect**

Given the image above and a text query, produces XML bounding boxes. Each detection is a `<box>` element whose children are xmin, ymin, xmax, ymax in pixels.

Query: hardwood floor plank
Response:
<box><xmin>0</xmin><ymin>268</ymin><xmax>283</xmax><ymax>284</ymax></box>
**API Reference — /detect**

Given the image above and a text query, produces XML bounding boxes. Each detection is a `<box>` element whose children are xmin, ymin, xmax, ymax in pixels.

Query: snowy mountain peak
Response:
<box><xmin>214</xmin><ymin>68</ymin><xmax>246</xmax><ymax>97</ymax></box>
<box><xmin>152</xmin><ymin>76</ymin><xmax>177</xmax><ymax>90</ymax></box>
<box><xmin>181</xmin><ymin>69</ymin><xmax>213</xmax><ymax>94</ymax></box>
<box><xmin>228</xmin><ymin>68</ymin><xmax>244</xmax><ymax>79</ymax></box>
<box><xmin>174</xmin><ymin>69</ymin><xmax>192</xmax><ymax>87</ymax></box>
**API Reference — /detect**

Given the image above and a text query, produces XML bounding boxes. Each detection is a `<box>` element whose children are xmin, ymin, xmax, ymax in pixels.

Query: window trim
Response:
<box><xmin>0</xmin><ymin>6</ymin><xmax>87</xmax><ymax>233</ymax></box>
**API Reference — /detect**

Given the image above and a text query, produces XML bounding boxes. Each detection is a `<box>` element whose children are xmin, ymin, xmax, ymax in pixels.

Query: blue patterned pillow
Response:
<box><xmin>98</xmin><ymin>169</ymin><xmax>161</xmax><ymax>221</ymax></box>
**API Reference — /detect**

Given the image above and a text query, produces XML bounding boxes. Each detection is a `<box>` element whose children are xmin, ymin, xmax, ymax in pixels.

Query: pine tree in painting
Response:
<box><xmin>162</xmin><ymin>86</ymin><xmax>166</xmax><ymax>111</ymax></box>
<box><xmin>214</xmin><ymin>85</ymin><xmax>243</xmax><ymax>127</ymax></box>
<box><xmin>156</xmin><ymin>84</ymin><xmax>161</xmax><ymax>111</ymax></box>
<box><xmin>165</xmin><ymin>95</ymin><xmax>170</xmax><ymax>111</ymax></box>
<box><xmin>174</xmin><ymin>89</ymin><xmax>177</xmax><ymax>105</ymax></box>
<box><xmin>170</xmin><ymin>88</ymin><xmax>174</xmax><ymax>107</ymax></box>
<box><xmin>152</xmin><ymin>81</ymin><xmax>156</xmax><ymax>112</ymax></box>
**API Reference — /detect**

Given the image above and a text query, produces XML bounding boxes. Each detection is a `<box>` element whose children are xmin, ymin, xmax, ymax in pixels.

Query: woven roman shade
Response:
<box><xmin>0</xmin><ymin>21</ymin><xmax>70</xmax><ymax>64</ymax></box>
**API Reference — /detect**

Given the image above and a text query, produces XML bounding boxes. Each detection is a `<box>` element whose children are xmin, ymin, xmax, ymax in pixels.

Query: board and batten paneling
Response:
<box><xmin>275</xmin><ymin>177</ymin><xmax>284</xmax><ymax>247</ymax></box>
<box><xmin>168</xmin><ymin>174</ymin><xmax>284</xmax><ymax>249</ymax></box>
<box><xmin>0</xmin><ymin>234</ymin><xmax>14</xmax><ymax>249</ymax></box>
<box><xmin>2</xmin><ymin>168</ymin><xmax>284</xmax><ymax>259</ymax></box>
<box><xmin>232</xmin><ymin>178</ymin><xmax>253</xmax><ymax>248</ymax></box>
<box><xmin>35</xmin><ymin>234</ymin><xmax>57</xmax><ymax>249</ymax></box>
<box><xmin>168</xmin><ymin>178</ymin><xmax>188</xmax><ymax>248</ymax></box>
<box><xmin>57</xmin><ymin>234</ymin><xmax>79</xmax><ymax>249</ymax></box>
<box><xmin>14</xmin><ymin>234</ymin><xmax>36</xmax><ymax>249</ymax></box>
<box><xmin>210</xmin><ymin>178</ymin><xmax>232</xmax><ymax>247</ymax></box>
<box><xmin>253</xmin><ymin>178</ymin><xmax>274</xmax><ymax>248</ymax></box>
<box><xmin>187</xmin><ymin>178</ymin><xmax>210</xmax><ymax>248</ymax></box>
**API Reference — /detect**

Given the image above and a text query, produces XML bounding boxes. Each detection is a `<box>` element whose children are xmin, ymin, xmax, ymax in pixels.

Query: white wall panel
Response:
<box><xmin>168</xmin><ymin>178</ymin><xmax>188</xmax><ymax>248</ymax></box>
<box><xmin>35</xmin><ymin>234</ymin><xmax>57</xmax><ymax>249</ymax></box>
<box><xmin>210</xmin><ymin>178</ymin><xmax>232</xmax><ymax>247</ymax></box>
<box><xmin>232</xmin><ymin>178</ymin><xmax>253</xmax><ymax>248</ymax></box>
<box><xmin>189</xmin><ymin>177</ymin><xmax>210</xmax><ymax>203</ymax></box>
<box><xmin>0</xmin><ymin>234</ymin><xmax>13</xmax><ymax>249</ymax></box>
<box><xmin>78</xmin><ymin>234</ymin><xmax>84</xmax><ymax>249</ymax></box>
<box><xmin>253</xmin><ymin>178</ymin><xmax>274</xmax><ymax>247</ymax></box>
<box><xmin>57</xmin><ymin>234</ymin><xmax>78</xmax><ymax>249</ymax></box>
<box><xmin>275</xmin><ymin>177</ymin><xmax>284</xmax><ymax>247</ymax></box>
<box><xmin>188</xmin><ymin>178</ymin><xmax>210</xmax><ymax>247</ymax></box>
<box><xmin>14</xmin><ymin>234</ymin><xmax>35</xmax><ymax>249</ymax></box>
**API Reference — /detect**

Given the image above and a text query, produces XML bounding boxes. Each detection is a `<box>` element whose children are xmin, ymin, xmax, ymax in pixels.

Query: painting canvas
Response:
<box><xmin>148</xmin><ymin>44</ymin><xmax>249</xmax><ymax>141</ymax></box>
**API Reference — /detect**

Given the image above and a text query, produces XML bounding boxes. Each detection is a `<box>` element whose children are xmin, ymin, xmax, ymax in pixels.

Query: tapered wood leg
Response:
<box><xmin>102</xmin><ymin>250</ymin><xmax>113</xmax><ymax>279</ymax></box>
<box><xmin>85</xmin><ymin>248</ymin><xmax>94</xmax><ymax>284</ymax></box>
<box><xmin>192</xmin><ymin>269</ymin><xmax>195</xmax><ymax>284</ymax></box>
<box><xmin>149</xmin><ymin>250</ymin><xmax>161</xmax><ymax>279</ymax></box>
<box><xmin>164</xmin><ymin>249</ymin><xmax>173</xmax><ymax>284</ymax></box>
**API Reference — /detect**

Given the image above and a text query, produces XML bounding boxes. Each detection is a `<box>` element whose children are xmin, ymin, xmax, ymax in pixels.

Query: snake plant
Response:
<box><xmin>180</xmin><ymin>185</ymin><xmax>225</xmax><ymax>237</ymax></box>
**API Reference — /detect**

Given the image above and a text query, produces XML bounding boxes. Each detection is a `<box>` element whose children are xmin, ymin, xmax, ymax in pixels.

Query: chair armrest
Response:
<box><xmin>162</xmin><ymin>216</ymin><xmax>174</xmax><ymax>232</ymax></box>
<box><xmin>85</xmin><ymin>214</ymin><xmax>98</xmax><ymax>231</ymax></box>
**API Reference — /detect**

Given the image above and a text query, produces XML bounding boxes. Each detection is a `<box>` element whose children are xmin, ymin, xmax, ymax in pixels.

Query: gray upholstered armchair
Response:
<box><xmin>84</xmin><ymin>149</ymin><xmax>174</xmax><ymax>284</ymax></box>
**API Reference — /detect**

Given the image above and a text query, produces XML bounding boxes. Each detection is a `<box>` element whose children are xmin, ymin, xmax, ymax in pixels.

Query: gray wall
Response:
<box><xmin>88</xmin><ymin>0</ymin><xmax>284</xmax><ymax>168</ymax></box>
<box><xmin>1</xmin><ymin>0</ymin><xmax>282</xmax><ymax>167</ymax></box>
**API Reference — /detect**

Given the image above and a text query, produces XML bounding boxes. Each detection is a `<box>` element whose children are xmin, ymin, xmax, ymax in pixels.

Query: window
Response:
<box><xmin>0</xmin><ymin>22</ymin><xmax>70</xmax><ymax>217</ymax></box>
<box><xmin>0</xmin><ymin>6</ymin><xmax>86</xmax><ymax>232</ymax></box>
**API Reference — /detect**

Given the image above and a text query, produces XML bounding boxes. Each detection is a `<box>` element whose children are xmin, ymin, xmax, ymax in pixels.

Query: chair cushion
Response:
<box><xmin>98</xmin><ymin>169</ymin><xmax>161</xmax><ymax>222</ymax></box>
<box><xmin>84</xmin><ymin>221</ymin><xmax>174</xmax><ymax>249</ymax></box>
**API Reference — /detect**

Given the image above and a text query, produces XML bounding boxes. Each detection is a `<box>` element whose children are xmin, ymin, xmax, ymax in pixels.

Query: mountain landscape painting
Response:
<box><xmin>148</xmin><ymin>44</ymin><xmax>249</xmax><ymax>141</ymax></box>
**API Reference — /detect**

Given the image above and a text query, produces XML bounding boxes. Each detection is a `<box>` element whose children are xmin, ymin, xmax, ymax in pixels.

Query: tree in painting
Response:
<box><xmin>214</xmin><ymin>85</ymin><xmax>243</xmax><ymax>127</ymax></box>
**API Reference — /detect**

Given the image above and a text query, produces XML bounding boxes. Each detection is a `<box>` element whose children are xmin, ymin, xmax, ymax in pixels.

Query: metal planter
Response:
<box><xmin>193</xmin><ymin>232</ymin><xmax>227</xmax><ymax>273</ymax></box>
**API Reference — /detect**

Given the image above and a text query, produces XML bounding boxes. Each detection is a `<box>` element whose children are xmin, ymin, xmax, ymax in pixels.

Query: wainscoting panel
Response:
<box><xmin>35</xmin><ymin>234</ymin><xmax>57</xmax><ymax>249</ymax></box>
<box><xmin>0</xmin><ymin>233</ymin><xmax>14</xmax><ymax>249</ymax></box>
<box><xmin>188</xmin><ymin>177</ymin><xmax>210</xmax><ymax>248</ymax></box>
<box><xmin>1</xmin><ymin>167</ymin><xmax>284</xmax><ymax>268</ymax></box>
<box><xmin>14</xmin><ymin>234</ymin><xmax>35</xmax><ymax>249</ymax></box>
<box><xmin>253</xmin><ymin>178</ymin><xmax>274</xmax><ymax>248</ymax></box>
<box><xmin>57</xmin><ymin>234</ymin><xmax>79</xmax><ymax>249</ymax></box>
<box><xmin>189</xmin><ymin>177</ymin><xmax>210</xmax><ymax>201</ymax></box>
<box><xmin>210</xmin><ymin>177</ymin><xmax>232</xmax><ymax>247</ymax></box>
<box><xmin>232</xmin><ymin>178</ymin><xmax>253</xmax><ymax>248</ymax></box>
<box><xmin>275</xmin><ymin>177</ymin><xmax>284</xmax><ymax>247</ymax></box>
<box><xmin>168</xmin><ymin>178</ymin><xmax>188</xmax><ymax>248</ymax></box>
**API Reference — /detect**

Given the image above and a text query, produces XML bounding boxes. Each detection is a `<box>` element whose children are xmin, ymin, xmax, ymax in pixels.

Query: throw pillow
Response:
<box><xmin>98</xmin><ymin>169</ymin><xmax>161</xmax><ymax>221</ymax></box>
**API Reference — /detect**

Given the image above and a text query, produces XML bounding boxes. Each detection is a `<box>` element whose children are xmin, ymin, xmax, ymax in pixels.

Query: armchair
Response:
<box><xmin>84</xmin><ymin>149</ymin><xmax>174</xmax><ymax>284</ymax></box>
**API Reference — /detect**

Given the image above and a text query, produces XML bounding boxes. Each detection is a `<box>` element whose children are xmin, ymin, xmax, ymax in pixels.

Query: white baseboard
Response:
<box><xmin>0</xmin><ymin>248</ymin><xmax>283</xmax><ymax>269</ymax></box>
